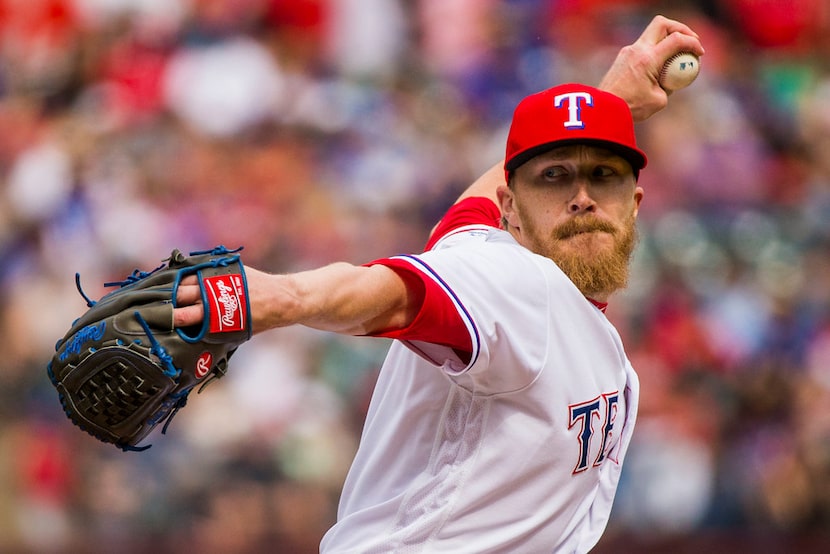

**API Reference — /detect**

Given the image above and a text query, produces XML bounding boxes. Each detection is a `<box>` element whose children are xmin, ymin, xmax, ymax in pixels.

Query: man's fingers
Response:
<box><xmin>174</xmin><ymin>304</ymin><xmax>204</xmax><ymax>328</ymax></box>
<box><xmin>638</xmin><ymin>16</ymin><xmax>705</xmax><ymax>60</ymax></box>
<box><xmin>651</xmin><ymin>30</ymin><xmax>705</xmax><ymax>59</ymax></box>
<box><xmin>174</xmin><ymin>281</ymin><xmax>204</xmax><ymax>327</ymax></box>
<box><xmin>176</xmin><ymin>283</ymin><xmax>201</xmax><ymax>306</ymax></box>
<box><xmin>639</xmin><ymin>15</ymin><xmax>700</xmax><ymax>45</ymax></box>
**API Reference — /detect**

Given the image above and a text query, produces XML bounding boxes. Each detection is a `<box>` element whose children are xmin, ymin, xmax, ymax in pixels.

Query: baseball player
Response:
<box><xmin>174</xmin><ymin>15</ymin><xmax>703</xmax><ymax>553</ymax></box>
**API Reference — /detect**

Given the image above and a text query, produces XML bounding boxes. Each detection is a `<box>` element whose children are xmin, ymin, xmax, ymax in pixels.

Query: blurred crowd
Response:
<box><xmin>2</xmin><ymin>0</ymin><xmax>830</xmax><ymax>552</ymax></box>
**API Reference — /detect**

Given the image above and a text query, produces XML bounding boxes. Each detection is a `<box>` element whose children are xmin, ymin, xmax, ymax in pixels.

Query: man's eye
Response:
<box><xmin>593</xmin><ymin>166</ymin><xmax>616</xmax><ymax>178</ymax></box>
<box><xmin>543</xmin><ymin>167</ymin><xmax>566</xmax><ymax>179</ymax></box>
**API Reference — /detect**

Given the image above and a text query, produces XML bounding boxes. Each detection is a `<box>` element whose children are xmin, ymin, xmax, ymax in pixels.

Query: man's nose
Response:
<box><xmin>568</xmin><ymin>186</ymin><xmax>597</xmax><ymax>214</ymax></box>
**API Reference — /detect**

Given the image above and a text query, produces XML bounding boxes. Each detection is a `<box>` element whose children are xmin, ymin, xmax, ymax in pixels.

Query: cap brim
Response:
<box><xmin>505</xmin><ymin>139</ymin><xmax>647</xmax><ymax>173</ymax></box>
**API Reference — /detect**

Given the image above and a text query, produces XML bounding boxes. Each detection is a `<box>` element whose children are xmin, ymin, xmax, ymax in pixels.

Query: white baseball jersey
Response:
<box><xmin>320</xmin><ymin>199</ymin><xmax>640</xmax><ymax>553</ymax></box>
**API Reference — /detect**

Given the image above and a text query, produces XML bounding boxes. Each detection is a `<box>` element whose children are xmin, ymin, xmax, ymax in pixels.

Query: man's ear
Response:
<box><xmin>633</xmin><ymin>185</ymin><xmax>644</xmax><ymax>218</ymax></box>
<box><xmin>497</xmin><ymin>184</ymin><xmax>520</xmax><ymax>229</ymax></box>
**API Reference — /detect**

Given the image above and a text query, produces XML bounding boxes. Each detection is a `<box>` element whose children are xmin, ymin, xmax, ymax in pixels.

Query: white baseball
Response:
<box><xmin>659</xmin><ymin>52</ymin><xmax>700</xmax><ymax>92</ymax></box>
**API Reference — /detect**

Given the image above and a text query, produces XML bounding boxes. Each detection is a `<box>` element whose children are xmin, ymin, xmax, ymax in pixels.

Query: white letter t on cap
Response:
<box><xmin>554</xmin><ymin>92</ymin><xmax>593</xmax><ymax>129</ymax></box>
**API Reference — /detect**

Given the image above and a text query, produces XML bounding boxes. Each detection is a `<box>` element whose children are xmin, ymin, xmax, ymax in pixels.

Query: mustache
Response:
<box><xmin>554</xmin><ymin>216</ymin><xmax>619</xmax><ymax>239</ymax></box>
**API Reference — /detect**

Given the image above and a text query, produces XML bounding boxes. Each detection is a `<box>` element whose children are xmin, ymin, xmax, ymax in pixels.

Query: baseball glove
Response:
<box><xmin>47</xmin><ymin>246</ymin><xmax>252</xmax><ymax>451</ymax></box>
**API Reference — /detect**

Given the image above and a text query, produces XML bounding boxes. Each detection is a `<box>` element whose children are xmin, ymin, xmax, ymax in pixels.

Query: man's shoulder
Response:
<box><xmin>421</xmin><ymin>228</ymin><xmax>558</xmax><ymax>290</ymax></box>
<box><xmin>428</xmin><ymin>224</ymin><xmax>502</xmax><ymax>251</ymax></box>
<box><xmin>425</xmin><ymin>196</ymin><xmax>501</xmax><ymax>250</ymax></box>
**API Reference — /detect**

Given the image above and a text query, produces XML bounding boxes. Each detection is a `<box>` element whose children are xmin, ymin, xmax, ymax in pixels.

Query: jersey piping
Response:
<box><xmin>387</xmin><ymin>254</ymin><xmax>481</xmax><ymax>372</ymax></box>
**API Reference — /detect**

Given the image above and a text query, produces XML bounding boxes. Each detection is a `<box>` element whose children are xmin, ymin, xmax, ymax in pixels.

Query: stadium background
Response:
<box><xmin>1</xmin><ymin>0</ymin><xmax>830</xmax><ymax>551</ymax></box>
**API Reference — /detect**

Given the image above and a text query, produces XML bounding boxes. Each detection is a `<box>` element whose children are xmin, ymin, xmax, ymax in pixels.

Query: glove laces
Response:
<box><xmin>126</xmin><ymin>311</ymin><xmax>191</xmax><ymax>450</ymax></box>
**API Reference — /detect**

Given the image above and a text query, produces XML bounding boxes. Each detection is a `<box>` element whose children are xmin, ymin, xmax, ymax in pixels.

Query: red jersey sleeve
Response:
<box><xmin>365</xmin><ymin>257</ymin><xmax>472</xmax><ymax>354</ymax></box>
<box><xmin>363</xmin><ymin>196</ymin><xmax>499</xmax><ymax>355</ymax></box>
<box><xmin>424</xmin><ymin>196</ymin><xmax>501</xmax><ymax>251</ymax></box>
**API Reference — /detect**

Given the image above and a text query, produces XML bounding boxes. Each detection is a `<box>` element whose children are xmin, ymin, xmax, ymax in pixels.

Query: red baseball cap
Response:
<box><xmin>504</xmin><ymin>83</ymin><xmax>647</xmax><ymax>177</ymax></box>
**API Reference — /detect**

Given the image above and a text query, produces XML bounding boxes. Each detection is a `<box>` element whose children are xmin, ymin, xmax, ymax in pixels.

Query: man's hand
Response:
<box><xmin>175</xmin><ymin>266</ymin><xmax>283</xmax><ymax>334</ymax></box>
<box><xmin>599</xmin><ymin>15</ymin><xmax>705</xmax><ymax>122</ymax></box>
<box><xmin>175</xmin><ymin>266</ymin><xmax>285</xmax><ymax>334</ymax></box>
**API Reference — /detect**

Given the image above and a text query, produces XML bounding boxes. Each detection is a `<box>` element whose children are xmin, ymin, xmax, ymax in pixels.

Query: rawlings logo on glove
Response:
<box><xmin>205</xmin><ymin>274</ymin><xmax>248</xmax><ymax>332</ymax></box>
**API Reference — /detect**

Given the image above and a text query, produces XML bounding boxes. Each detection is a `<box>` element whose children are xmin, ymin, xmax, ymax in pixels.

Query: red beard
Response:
<box><xmin>548</xmin><ymin>213</ymin><xmax>638</xmax><ymax>297</ymax></box>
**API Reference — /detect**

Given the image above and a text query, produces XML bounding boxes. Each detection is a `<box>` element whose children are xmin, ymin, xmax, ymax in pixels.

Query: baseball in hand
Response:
<box><xmin>658</xmin><ymin>52</ymin><xmax>700</xmax><ymax>92</ymax></box>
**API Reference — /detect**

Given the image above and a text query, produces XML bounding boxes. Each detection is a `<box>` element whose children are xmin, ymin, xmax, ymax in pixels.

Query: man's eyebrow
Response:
<box><xmin>538</xmin><ymin>146</ymin><xmax>625</xmax><ymax>161</ymax></box>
